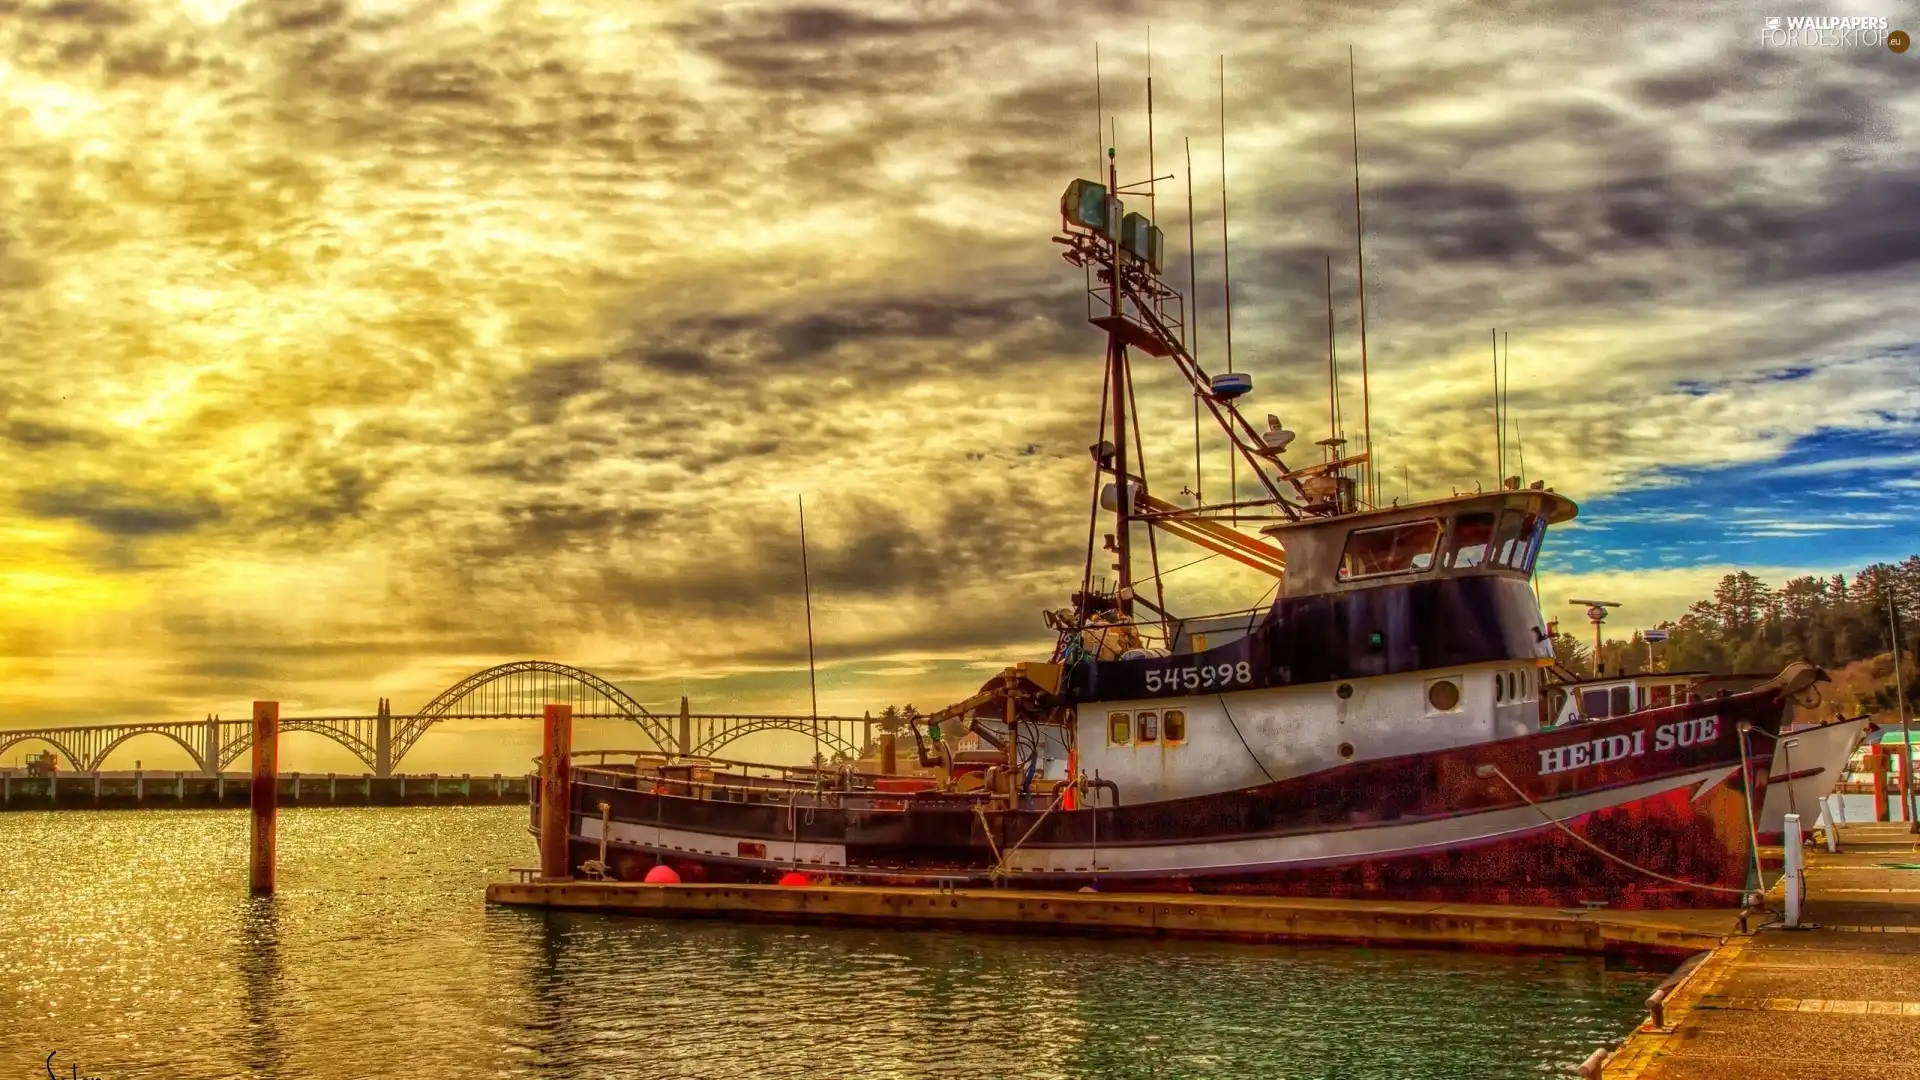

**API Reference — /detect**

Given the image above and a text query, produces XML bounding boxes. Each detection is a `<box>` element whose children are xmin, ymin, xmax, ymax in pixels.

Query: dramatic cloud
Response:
<box><xmin>1</xmin><ymin>0</ymin><xmax>1915</xmax><ymax>771</ymax></box>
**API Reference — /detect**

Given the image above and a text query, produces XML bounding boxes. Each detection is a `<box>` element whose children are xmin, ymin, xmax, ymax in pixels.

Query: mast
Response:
<box><xmin>1106</xmin><ymin>146</ymin><xmax>1132</xmax><ymax>617</ymax></box>
<box><xmin>1348</xmin><ymin>45</ymin><xmax>1374</xmax><ymax>508</ymax></box>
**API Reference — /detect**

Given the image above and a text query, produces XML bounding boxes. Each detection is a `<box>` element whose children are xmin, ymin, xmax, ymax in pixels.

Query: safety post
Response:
<box><xmin>250</xmin><ymin>700</ymin><xmax>279</xmax><ymax>894</ymax></box>
<box><xmin>1782</xmin><ymin>812</ymin><xmax>1803</xmax><ymax>928</ymax></box>
<box><xmin>539</xmin><ymin>703</ymin><xmax>574</xmax><ymax>880</ymax></box>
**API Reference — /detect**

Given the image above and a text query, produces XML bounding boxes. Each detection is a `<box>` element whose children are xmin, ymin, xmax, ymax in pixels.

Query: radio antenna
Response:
<box><xmin>798</xmin><ymin>495</ymin><xmax>820</xmax><ymax>767</ymax></box>
<box><xmin>1219</xmin><ymin>54</ymin><xmax>1237</xmax><ymax>520</ymax></box>
<box><xmin>1502</xmin><ymin>330</ymin><xmax>1512</xmax><ymax>486</ymax></box>
<box><xmin>1349</xmin><ymin>45</ymin><xmax>1374</xmax><ymax>507</ymax></box>
<box><xmin>1325</xmin><ymin>255</ymin><xmax>1340</xmax><ymax>442</ymax></box>
<box><xmin>1186</xmin><ymin>137</ymin><xmax>1203</xmax><ymax>506</ymax></box>
<box><xmin>1491</xmin><ymin>328</ymin><xmax>1503</xmax><ymax>486</ymax></box>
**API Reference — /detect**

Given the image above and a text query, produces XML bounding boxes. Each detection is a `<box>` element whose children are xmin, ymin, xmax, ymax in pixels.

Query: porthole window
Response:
<box><xmin>1337</xmin><ymin>741</ymin><xmax>1356</xmax><ymax>759</ymax></box>
<box><xmin>1164</xmin><ymin>709</ymin><xmax>1187</xmax><ymax>742</ymax></box>
<box><xmin>1137</xmin><ymin>711</ymin><xmax>1159</xmax><ymax>743</ymax></box>
<box><xmin>1336</xmin><ymin>683</ymin><xmax>1354</xmax><ymax>700</ymax></box>
<box><xmin>1108</xmin><ymin>711</ymin><xmax>1131</xmax><ymax>745</ymax></box>
<box><xmin>1427</xmin><ymin>679</ymin><xmax>1462</xmax><ymax>712</ymax></box>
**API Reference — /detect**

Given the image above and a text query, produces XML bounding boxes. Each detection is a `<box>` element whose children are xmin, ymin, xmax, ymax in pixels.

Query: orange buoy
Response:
<box><xmin>643</xmin><ymin>863</ymin><xmax>681</xmax><ymax>884</ymax></box>
<box><xmin>778</xmin><ymin>871</ymin><xmax>811</xmax><ymax>887</ymax></box>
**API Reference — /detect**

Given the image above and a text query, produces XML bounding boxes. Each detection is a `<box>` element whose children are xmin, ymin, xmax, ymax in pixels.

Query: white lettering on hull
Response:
<box><xmin>1538</xmin><ymin>716</ymin><xmax>1720</xmax><ymax>777</ymax></box>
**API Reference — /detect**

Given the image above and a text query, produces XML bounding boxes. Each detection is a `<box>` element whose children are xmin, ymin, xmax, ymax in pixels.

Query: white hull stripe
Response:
<box><xmin>580</xmin><ymin>817</ymin><xmax>849</xmax><ymax>869</ymax></box>
<box><xmin>1004</xmin><ymin>766</ymin><xmax>1736</xmax><ymax>877</ymax></box>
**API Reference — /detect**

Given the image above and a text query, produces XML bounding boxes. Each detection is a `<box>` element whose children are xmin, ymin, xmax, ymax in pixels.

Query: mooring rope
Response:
<box><xmin>975</xmin><ymin>785</ymin><xmax>1071</xmax><ymax>884</ymax></box>
<box><xmin>1478</xmin><ymin>758</ymin><xmax>1770</xmax><ymax>898</ymax></box>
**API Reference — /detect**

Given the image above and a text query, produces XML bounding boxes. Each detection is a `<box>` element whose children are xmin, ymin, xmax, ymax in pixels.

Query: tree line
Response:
<box><xmin>1552</xmin><ymin>554</ymin><xmax>1919</xmax><ymax>715</ymax></box>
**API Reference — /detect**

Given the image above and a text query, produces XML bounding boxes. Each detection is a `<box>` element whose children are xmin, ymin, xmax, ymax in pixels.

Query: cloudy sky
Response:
<box><xmin>2</xmin><ymin>0</ymin><xmax>1916</xmax><ymax>773</ymax></box>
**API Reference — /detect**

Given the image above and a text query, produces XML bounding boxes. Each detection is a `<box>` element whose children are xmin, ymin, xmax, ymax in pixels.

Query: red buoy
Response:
<box><xmin>778</xmin><ymin>871</ymin><xmax>811</xmax><ymax>887</ymax></box>
<box><xmin>644</xmin><ymin>863</ymin><xmax>681</xmax><ymax>884</ymax></box>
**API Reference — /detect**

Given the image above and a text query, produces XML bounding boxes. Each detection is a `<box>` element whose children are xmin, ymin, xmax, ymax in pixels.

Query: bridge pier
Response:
<box><xmin>375</xmin><ymin>698</ymin><xmax>393</xmax><ymax>778</ymax></box>
<box><xmin>203</xmin><ymin>714</ymin><xmax>221</xmax><ymax>777</ymax></box>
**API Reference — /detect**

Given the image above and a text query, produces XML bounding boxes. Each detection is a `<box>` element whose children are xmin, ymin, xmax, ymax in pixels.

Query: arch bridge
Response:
<box><xmin>0</xmin><ymin>661</ymin><xmax>878</xmax><ymax>776</ymax></box>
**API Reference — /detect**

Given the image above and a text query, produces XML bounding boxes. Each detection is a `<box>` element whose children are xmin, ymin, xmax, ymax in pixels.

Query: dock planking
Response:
<box><xmin>484</xmin><ymin>878</ymin><xmax>1737</xmax><ymax>958</ymax></box>
<box><xmin>1601</xmin><ymin>822</ymin><xmax>1920</xmax><ymax>1079</ymax></box>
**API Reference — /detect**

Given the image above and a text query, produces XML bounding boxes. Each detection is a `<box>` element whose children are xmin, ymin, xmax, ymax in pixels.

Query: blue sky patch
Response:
<box><xmin>1541</xmin><ymin>426</ymin><xmax>1920</xmax><ymax>577</ymax></box>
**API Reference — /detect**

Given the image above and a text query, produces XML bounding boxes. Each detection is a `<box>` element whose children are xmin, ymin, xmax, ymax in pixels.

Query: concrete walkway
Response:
<box><xmin>1602</xmin><ymin>822</ymin><xmax>1920</xmax><ymax>1079</ymax></box>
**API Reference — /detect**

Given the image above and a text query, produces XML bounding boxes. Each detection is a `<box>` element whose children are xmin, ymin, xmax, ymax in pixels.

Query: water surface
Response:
<box><xmin>0</xmin><ymin>808</ymin><xmax>1665</xmax><ymax>1079</ymax></box>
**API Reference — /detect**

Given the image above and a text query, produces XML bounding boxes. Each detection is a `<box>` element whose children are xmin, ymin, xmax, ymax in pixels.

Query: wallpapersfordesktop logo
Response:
<box><xmin>1759</xmin><ymin>15</ymin><xmax>1905</xmax><ymax>49</ymax></box>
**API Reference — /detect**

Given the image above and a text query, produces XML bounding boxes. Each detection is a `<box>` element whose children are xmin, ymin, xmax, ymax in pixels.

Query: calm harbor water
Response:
<box><xmin>1</xmin><ymin>807</ymin><xmax>1666</xmax><ymax>1079</ymax></box>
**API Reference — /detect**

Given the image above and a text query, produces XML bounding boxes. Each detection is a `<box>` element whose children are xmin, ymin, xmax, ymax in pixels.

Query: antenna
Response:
<box><xmin>1186</xmin><ymin>137</ymin><xmax>1202</xmax><ymax>506</ymax></box>
<box><xmin>1491</xmin><ymin>328</ymin><xmax>1502</xmax><ymax>486</ymax></box>
<box><xmin>1220</xmin><ymin>54</ymin><xmax>1237</xmax><ymax>521</ymax></box>
<box><xmin>1094</xmin><ymin>43</ymin><xmax>1103</xmax><ymax>177</ymax></box>
<box><xmin>1349</xmin><ymin>45</ymin><xmax>1374</xmax><ymax>508</ymax></box>
<box><xmin>1325</xmin><ymin>255</ymin><xmax>1339</xmax><ymax>442</ymax></box>
<box><xmin>798</xmin><ymin>495</ymin><xmax>821</xmax><ymax>766</ymax></box>
<box><xmin>1501</xmin><ymin>330</ymin><xmax>1511</xmax><ymax>487</ymax></box>
<box><xmin>1146</xmin><ymin>27</ymin><xmax>1155</xmax><ymax>213</ymax></box>
<box><xmin>1511</xmin><ymin>336</ymin><xmax>1526</xmax><ymax>487</ymax></box>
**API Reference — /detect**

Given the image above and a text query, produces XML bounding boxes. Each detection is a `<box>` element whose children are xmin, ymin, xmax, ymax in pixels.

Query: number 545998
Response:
<box><xmin>1144</xmin><ymin>662</ymin><xmax>1253</xmax><ymax>693</ymax></box>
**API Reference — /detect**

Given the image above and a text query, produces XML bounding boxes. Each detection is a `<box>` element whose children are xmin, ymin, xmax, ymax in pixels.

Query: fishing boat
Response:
<box><xmin>1754</xmin><ymin>713</ymin><xmax>1874</xmax><ymax>844</ymax></box>
<box><xmin>530</xmin><ymin>162</ymin><xmax>1830</xmax><ymax>910</ymax></box>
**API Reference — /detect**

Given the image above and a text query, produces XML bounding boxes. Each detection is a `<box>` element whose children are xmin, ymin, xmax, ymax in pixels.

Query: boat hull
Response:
<box><xmin>543</xmin><ymin>678</ymin><xmax>1802</xmax><ymax>909</ymax></box>
<box><xmin>1756</xmin><ymin>715</ymin><xmax>1872</xmax><ymax>844</ymax></box>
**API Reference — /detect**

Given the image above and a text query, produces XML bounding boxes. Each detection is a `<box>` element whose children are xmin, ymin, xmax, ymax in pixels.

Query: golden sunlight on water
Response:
<box><xmin>0</xmin><ymin>808</ymin><xmax>1664</xmax><ymax>1079</ymax></box>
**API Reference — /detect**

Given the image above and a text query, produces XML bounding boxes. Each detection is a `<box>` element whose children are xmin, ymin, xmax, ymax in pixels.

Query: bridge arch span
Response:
<box><xmin>90</xmin><ymin>728</ymin><xmax>210</xmax><ymax>773</ymax></box>
<box><xmin>392</xmin><ymin>660</ymin><xmax>672</xmax><ymax>768</ymax></box>
<box><xmin>689</xmin><ymin>720</ymin><xmax>863</xmax><ymax>761</ymax></box>
<box><xmin>0</xmin><ymin>732</ymin><xmax>86</xmax><ymax>772</ymax></box>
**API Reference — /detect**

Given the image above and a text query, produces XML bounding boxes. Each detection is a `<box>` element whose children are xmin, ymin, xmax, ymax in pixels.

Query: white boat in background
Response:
<box><xmin>1759</xmin><ymin>714</ymin><xmax>1873</xmax><ymax>843</ymax></box>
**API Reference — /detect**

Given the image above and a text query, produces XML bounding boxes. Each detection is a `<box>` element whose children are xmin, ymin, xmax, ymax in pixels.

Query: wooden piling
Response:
<box><xmin>539</xmin><ymin>703</ymin><xmax>574</xmax><ymax>880</ymax></box>
<box><xmin>250</xmin><ymin>700</ymin><xmax>279</xmax><ymax>894</ymax></box>
<box><xmin>1872</xmin><ymin>745</ymin><xmax>1890</xmax><ymax>822</ymax></box>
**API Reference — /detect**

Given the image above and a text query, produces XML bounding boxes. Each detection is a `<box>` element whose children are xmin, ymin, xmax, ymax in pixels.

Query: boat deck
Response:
<box><xmin>1602</xmin><ymin>821</ymin><xmax>1920</xmax><ymax>1079</ymax></box>
<box><xmin>484</xmin><ymin>877</ymin><xmax>1738</xmax><ymax>958</ymax></box>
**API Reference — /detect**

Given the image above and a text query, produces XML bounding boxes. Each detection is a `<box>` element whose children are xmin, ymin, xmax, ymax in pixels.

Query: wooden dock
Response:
<box><xmin>485</xmin><ymin>878</ymin><xmax>1738</xmax><ymax>957</ymax></box>
<box><xmin>1599</xmin><ymin>822</ymin><xmax>1920</xmax><ymax>1079</ymax></box>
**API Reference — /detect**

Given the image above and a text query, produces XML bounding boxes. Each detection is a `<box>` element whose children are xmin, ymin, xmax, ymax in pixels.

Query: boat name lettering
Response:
<box><xmin>1143</xmin><ymin>662</ymin><xmax>1254</xmax><ymax>693</ymax></box>
<box><xmin>1537</xmin><ymin>716</ymin><xmax>1721</xmax><ymax>776</ymax></box>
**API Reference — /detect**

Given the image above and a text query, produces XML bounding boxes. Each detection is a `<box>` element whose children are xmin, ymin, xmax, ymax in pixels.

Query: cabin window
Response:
<box><xmin>1581</xmin><ymin>689</ymin><xmax>1611</xmax><ymax>718</ymax></box>
<box><xmin>1108</xmin><ymin>711</ymin><xmax>1131</xmax><ymax>745</ymax></box>
<box><xmin>1445</xmin><ymin>513</ymin><xmax>1497</xmax><ymax>569</ymax></box>
<box><xmin>1651</xmin><ymin>684</ymin><xmax>1672</xmax><ymax>708</ymax></box>
<box><xmin>1507</xmin><ymin>671</ymin><xmax>1519</xmax><ymax>701</ymax></box>
<box><xmin>1338</xmin><ymin>519</ymin><xmax>1443</xmax><ymax>581</ymax></box>
<box><xmin>1637</xmin><ymin>686</ymin><xmax>1648</xmax><ymax>710</ymax></box>
<box><xmin>1164</xmin><ymin>709</ymin><xmax>1187</xmax><ymax>742</ymax></box>
<box><xmin>1495</xmin><ymin>673</ymin><xmax>1505</xmax><ymax>703</ymax></box>
<box><xmin>1516</xmin><ymin>516</ymin><xmax>1547</xmax><ymax>573</ymax></box>
<box><xmin>1137</xmin><ymin>711</ymin><xmax>1159</xmax><ymax>743</ymax></box>
<box><xmin>1610</xmin><ymin>686</ymin><xmax>1632</xmax><ymax>716</ymax></box>
<box><xmin>1548</xmin><ymin>687</ymin><xmax>1569</xmax><ymax>721</ymax></box>
<box><xmin>1427</xmin><ymin>678</ymin><xmax>1462</xmax><ymax>713</ymax></box>
<box><xmin>1492</xmin><ymin>511</ymin><xmax>1530</xmax><ymax>568</ymax></box>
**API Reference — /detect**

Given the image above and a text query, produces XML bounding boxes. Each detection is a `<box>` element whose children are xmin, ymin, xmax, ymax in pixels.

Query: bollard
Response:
<box><xmin>251</xmin><ymin>700</ymin><xmax>279</xmax><ymax>894</ymax></box>
<box><xmin>1824</xmin><ymin>794</ymin><xmax>1841</xmax><ymax>853</ymax></box>
<box><xmin>538</xmin><ymin>703</ymin><xmax>574</xmax><ymax>880</ymax></box>
<box><xmin>1783</xmin><ymin>812</ymin><xmax>1803</xmax><ymax>928</ymax></box>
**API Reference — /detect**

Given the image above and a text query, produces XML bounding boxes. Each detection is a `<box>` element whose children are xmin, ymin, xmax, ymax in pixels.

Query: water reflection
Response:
<box><xmin>238</xmin><ymin>897</ymin><xmax>285</xmax><ymax>1076</ymax></box>
<box><xmin>0</xmin><ymin>808</ymin><xmax>1665</xmax><ymax>1080</ymax></box>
